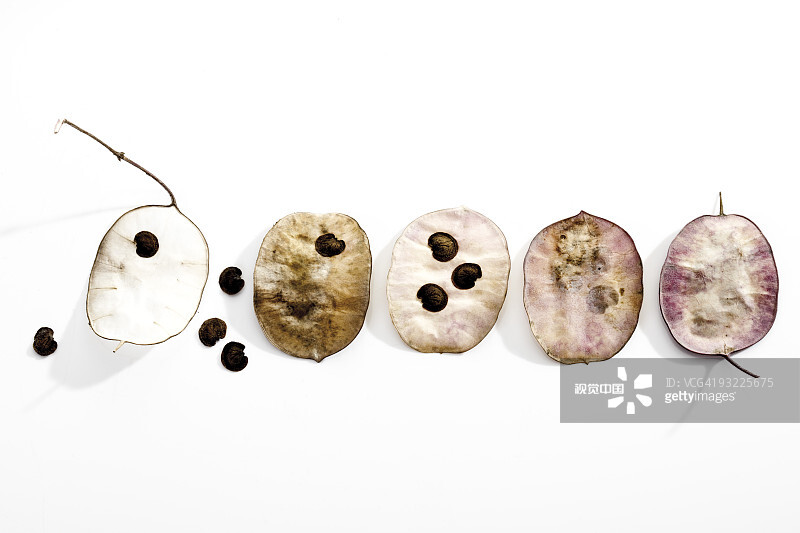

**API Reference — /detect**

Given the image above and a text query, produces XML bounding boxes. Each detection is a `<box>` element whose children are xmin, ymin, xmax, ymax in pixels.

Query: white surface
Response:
<box><xmin>1</xmin><ymin>1</ymin><xmax>797</xmax><ymax>531</ymax></box>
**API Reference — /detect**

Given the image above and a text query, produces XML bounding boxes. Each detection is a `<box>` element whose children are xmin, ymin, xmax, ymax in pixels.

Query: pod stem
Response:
<box><xmin>721</xmin><ymin>354</ymin><xmax>759</xmax><ymax>379</ymax></box>
<box><xmin>55</xmin><ymin>119</ymin><xmax>178</xmax><ymax>209</ymax></box>
<box><xmin>718</xmin><ymin>192</ymin><xmax>724</xmax><ymax>216</ymax></box>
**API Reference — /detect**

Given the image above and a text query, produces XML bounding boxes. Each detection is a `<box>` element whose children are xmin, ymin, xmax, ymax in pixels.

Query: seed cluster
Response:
<box><xmin>418</xmin><ymin>234</ymin><xmax>483</xmax><ymax>312</ymax></box>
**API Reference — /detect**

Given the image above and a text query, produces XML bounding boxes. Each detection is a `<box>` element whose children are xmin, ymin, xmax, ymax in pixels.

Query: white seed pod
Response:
<box><xmin>387</xmin><ymin>207</ymin><xmax>510</xmax><ymax>353</ymax></box>
<box><xmin>523</xmin><ymin>211</ymin><xmax>643</xmax><ymax>364</ymax></box>
<box><xmin>87</xmin><ymin>205</ymin><xmax>209</xmax><ymax>347</ymax></box>
<box><xmin>56</xmin><ymin>119</ymin><xmax>209</xmax><ymax>351</ymax></box>
<box><xmin>253</xmin><ymin>212</ymin><xmax>372</xmax><ymax>362</ymax></box>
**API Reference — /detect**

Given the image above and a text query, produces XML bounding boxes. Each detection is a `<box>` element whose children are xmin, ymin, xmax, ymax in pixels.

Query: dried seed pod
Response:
<box><xmin>219</xmin><ymin>266</ymin><xmax>245</xmax><ymax>295</ymax></box>
<box><xmin>659</xmin><ymin>196</ymin><xmax>778</xmax><ymax>363</ymax></box>
<box><xmin>387</xmin><ymin>207</ymin><xmax>510</xmax><ymax>353</ymax></box>
<box><xmin>88</xmin><ymin>206</ymin><xmax>208</xmax><ymax>347</ymax></box>
<box><xmin>33</xmin><ymin>327</ymin><xmax>57</xmax><ymax>356</ymax></box>
<box><xmin>523</xmin><ymin>211</ymin><xmax>643</xmax><ymax>364</ymax></box>
<box><xmin>56</xmin><ymin>119</ymin><xmax>209</xmax><ymax>351</ymax></box>
<box><xmin>221</xmin><ymin>341</ymin><xmax>248</xmax><ymax>371</ymax></box>
<box><xmin>253</xmin><ymin>213</ymin><xmax>372</xmax><ymax>362</ymax></box>
<box><xmin>198</xmin><ymin>318</ymin><xmax>227</xmax><ymax>347</ymax></box>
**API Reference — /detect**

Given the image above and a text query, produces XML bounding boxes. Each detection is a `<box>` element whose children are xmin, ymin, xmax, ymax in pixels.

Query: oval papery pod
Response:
<box><xmin>523</xmin><ymin>211</ymin><xmax>643</xmax><ymax>364</ymax></box>
<box><xmin>56</xmin><ymin>119</ymin><xmax>209</xmax><ymax>351</ymax></box>
<box><xmin>659</xmin><ymin>196</ymin><xmax>778</xmax><ymax>358</ymax></box>
<box><xmin>253</xmin><ymin>213</ymin><xmax>372</xmax><ymax>362</ymax></box>
<box><xmin>387</xmin><ymin>207</ymin><xmax>510</xmax><ymax>353</ymax></box>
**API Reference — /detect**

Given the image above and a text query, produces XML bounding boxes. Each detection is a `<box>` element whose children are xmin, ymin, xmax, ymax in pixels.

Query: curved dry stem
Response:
<box><xmin>721</xmin><ymin>354</ymin><xmax>759</xmax><ymax>378</ymax></box>
<box><xmin>55</xmin><ymin>118</ymin><xmax>177</xmax><ymax>208</ymax></box>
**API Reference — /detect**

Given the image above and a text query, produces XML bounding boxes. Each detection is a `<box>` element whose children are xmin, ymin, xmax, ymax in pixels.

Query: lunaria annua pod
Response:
<box><xmin>387</xmin><ymin>207</ymin><xmax>510</xmax><ymax>353</ymax></box>
<box><xmin>659</xmin><ymin>195</ymin><xmax>777</xmax><ymax>376</ymax></box>
<box><xmin>55</xmin><ymin>119</ymin><xmax>209</xmax><ymax>352</ymax></box>
<box><xmin>523</xmin><ymin>211</ymin><xmax>643</xmax><ymax>364</ymax></box>
<box><xmin>253</xmin><ymin>213</ymin><xmax>371</xmax><ymax>362</ymax></box>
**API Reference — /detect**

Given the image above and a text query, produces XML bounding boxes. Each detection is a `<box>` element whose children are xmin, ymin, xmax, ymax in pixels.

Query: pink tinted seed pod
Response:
<box><xmin>659</xmin><ymin>195</ymin><xmax>777</xmax><ymax>375</ymax></box>
<box><xmin>524</xmin><ymin>211</ymin><xmax>643</xmax><ymax>364</ymax></box>
<box><xmin>387</xmin><ymin>207</ymin><xmax>510</xmax><ymax>353</ymax></box>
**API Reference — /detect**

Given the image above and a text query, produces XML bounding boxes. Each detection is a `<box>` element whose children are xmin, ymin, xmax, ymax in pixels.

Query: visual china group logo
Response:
<box><xmin>607</xmin><ymin>367</ymin><xmax>652</xmax><ymax>414</ymax></box>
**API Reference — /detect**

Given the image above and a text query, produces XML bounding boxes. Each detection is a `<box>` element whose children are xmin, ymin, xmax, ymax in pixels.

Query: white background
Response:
<box><xmin>1</xmin><ymin>1</ymin><xmax>797</xmax><ymax>531</ymax></box>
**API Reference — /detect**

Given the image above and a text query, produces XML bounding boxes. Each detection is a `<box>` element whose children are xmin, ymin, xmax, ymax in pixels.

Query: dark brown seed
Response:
<box><xmin>33</xmin><ymin>327</ymin><xmax>57</xmax><ymax>356</ymax></box>
<box><xmin>219</xmin><ymin>266</ymin><xmax>245</xmax><ymax>295</ymax></box>
<box><xmin>451</xmin><ymin>263</ymin><xmax>482</xmax><ymax>290</ymax></box>
<box><xmin>315</xmin><ymin>233</ymin><xmax>346</xmax><ymax>257</ymax></box>
<box><xmin>134</xmin><ymin>231</ymin><xmax>159</xmax><ymax>258</ymax></box>
<box><xmin>198</xmin><ymin>318</ymin><xmax>227</xmax><ymax>347</ymax></box>
<box><xmin>417</xmin><ymin>283</ymin><xmax>448</xmax><ymax>312</ymax></box>
<box><xmin>221</xmin><ymin>341</ymin><xmax>248</xmax><ymax>372</ymax></box>
<box><xmin>427</xmin><ymin>232</ymin><xmax>458</xmax><ymax>262</ymax></box>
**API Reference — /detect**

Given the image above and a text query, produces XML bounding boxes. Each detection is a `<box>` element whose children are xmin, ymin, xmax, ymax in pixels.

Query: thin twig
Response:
<box><xmin>718</xmin><ymin>191</ymin><xmax>724</xmax><ymax>216</ymax></box>
<box><xmin>55</xmin><ymin>118</ymin><xmax>177</xmax><ymax>208</ymax></box>
<box><xmin>721</xmin><ymin>354</ymin><xmax>759</xmax><ymax>378</ymax></box>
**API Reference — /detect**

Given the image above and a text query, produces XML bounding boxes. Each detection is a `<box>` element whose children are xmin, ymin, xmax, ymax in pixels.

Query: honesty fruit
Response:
<box><xmin>56</xmin><ymin>119</ymin><xmax>209</xmax><ymax>351</ymax></box>
<box><xmin>659</xmin><ymin>195</ymin><xmax>778</xmax><ymax>376</ymax></box>
<box><xmin>387</xmin><ymin>207</ymin><xmax>510</xmax><ymax>353</ymax></box>
<box><xmin>523</xmin><ymin>211</ymin><xmax>643</xmax><ymax>364</ymax></box>
<box><xmin>253</xmin><ymin>212</ymin><xmax>372</xmax><ymax>362</ymax></box>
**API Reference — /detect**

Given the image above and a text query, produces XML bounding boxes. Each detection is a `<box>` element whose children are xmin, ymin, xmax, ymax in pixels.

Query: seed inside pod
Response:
<box><xmin>33</xmin><ymin>327</ymin><xmax>57</xmax><ymax>356</ymax></box>
<box><xmin>523</xmin><ymin>211</ymin><xmax>643</xmax><ymax>364</ymax></box>
<box><xmin>451</xmin><ymin>263</ymin><xmax>482</xmax><ymax>290</ymax></box>
<box><xmin>219</xmin><ymin>266</ymin><xmax>244</xmax><ymax>295</ymax></box>
<box><xmin>133</xmin><ymin>231</ymin><xmax>159</xmax><ymax>258</ymax></box>
<box><xmin>417</xmin><ymin>283</ymin><xmax>448</xmax><ymax>312</ymax></box>
<box><xmin>254</xmin><ymin>213</ymin><xmax>372</xmax><ymax>362</ymax></box>
<box><xmin>315</xmin><ymin>233</ymin><xmax>346</xmax><ymax>257</ymax></box>
<box><xmin>387</xmin><ymin>207</ymin><xmax>510</xmax><ymax>353</ymax></box>
<box><xmin>198</xmin><ymin>318</ymin><xmax>227</xmax><ymax>347</ymax></box>
<box><xmin>221</xmin><ymin>341</ymin><xmax>248</xmax><ymax>371</ymax></box>
<box><xmin>428</xmin><ymin>232</ymin><xmax>458</xmax><ymax>262</ymax></box>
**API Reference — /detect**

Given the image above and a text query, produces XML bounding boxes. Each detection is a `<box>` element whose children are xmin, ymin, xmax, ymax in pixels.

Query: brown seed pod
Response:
<box><xmin>253</xmin><ymin>213</ymin><xmax>372</xmax><ymax>362</ymax></box>
<box><xmin>387</xmin><ymin>207</ymin><xmax>510</xmax><ymax>353</ymax></box>
<box><xmin>523</xmin><ymin>211</ymin><xmax>643</xmax><ymax>364</ymax></box>
<box><xmin>659</xmin><ymin>196</ymin><xmax>777</xmax><ymax>371</ymax></box>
